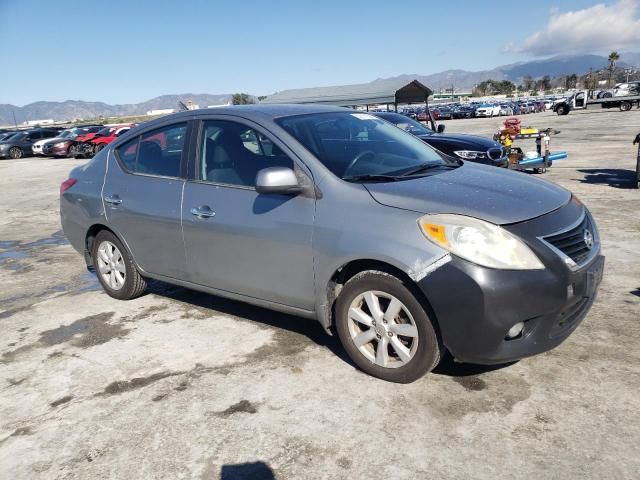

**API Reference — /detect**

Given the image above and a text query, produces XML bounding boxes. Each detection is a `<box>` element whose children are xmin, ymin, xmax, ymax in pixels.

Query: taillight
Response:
<box><xmin>60</xmin><ymin>178</ymin><xmax>77</xmax><ymax>194</ymax></box>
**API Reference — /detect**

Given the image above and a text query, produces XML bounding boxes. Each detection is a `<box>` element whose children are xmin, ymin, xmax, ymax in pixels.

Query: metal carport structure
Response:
<box><xmin>260</xmin><ymin>78</ymin><xmax>433</xmax><ymax>111</ymax></box>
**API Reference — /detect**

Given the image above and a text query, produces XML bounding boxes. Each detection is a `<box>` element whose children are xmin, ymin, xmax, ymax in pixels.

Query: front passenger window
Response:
<box><xmin>198</xmin><ymin>120</ymin><xmax>293</xmax><ymax>187</ymax></box>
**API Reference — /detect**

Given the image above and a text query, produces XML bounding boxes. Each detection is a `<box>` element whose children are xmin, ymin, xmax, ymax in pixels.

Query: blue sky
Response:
<box><xmin>1</xmin><ymin>0</ymin><xmax>636</xmax><ymax>105</ymax></box>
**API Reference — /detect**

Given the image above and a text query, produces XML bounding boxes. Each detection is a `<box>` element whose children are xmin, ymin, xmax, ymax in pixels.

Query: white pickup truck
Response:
<box><xmin>553</xmin><ymin>89</ymin><xmax>640</xmax><ymax>115</ymax></box>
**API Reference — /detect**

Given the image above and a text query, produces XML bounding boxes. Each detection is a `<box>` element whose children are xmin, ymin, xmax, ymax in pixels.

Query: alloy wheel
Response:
<box><xmin>347</xmin><ymin>290</ymin><xmax>419</xmax><ymax>368</ymax></box>
<box><xmin>97</xmin><ymin>240</ymin><xmax>126</xmax><ymax>290</ymax></box>
<box><xmin>9</xmin><ymin>147</ymin><xmax>22</xmax><ymax>159</ymax></box>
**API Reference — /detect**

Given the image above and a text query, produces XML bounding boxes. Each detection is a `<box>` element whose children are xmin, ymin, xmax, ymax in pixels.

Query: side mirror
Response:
<box><xmin>255</xmin><ymin>167</ymin><xmax>302</xmax><ymax>195</ymax></box>
<box><xmin>437</xmin><ymin>124</ymin><xmax>446</xmax><ymax>133</ymax></box>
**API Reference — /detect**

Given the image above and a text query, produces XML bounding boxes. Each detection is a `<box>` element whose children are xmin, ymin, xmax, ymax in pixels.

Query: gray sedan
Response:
<box><xmin>60</xmin><ymin>105</ymin><xmax>603</xmax><ymax>382</ymax></box>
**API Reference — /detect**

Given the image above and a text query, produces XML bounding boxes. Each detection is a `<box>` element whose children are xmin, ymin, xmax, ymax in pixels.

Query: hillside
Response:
<box><xmin>2</xmin><ymin>52</ymin><xmax>638</xmax><ymax>125</ymax></box>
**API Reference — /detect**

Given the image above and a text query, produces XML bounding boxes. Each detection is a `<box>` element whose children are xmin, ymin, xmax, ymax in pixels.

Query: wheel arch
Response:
<box><xmin>85</xmin><ymin>223</ymin><xmax>116</xmax><ymax>266</ymax></box>
<box><xmin>323</xmin><ymin>258</ymin><xmax>443</xmax><ymax>343</ymax></box>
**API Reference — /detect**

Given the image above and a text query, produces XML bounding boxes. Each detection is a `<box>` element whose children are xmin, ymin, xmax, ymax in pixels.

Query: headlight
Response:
<box><xmin>418</xmin><ymin>214</ymin><xmax>544</xmax><ymax>270</ymax></box>
<box><xmin>54</xmin><ymin>142</ymin><xmax>69</xmax><ymax>148</ymax></box>
<box><xmin>453</xmin><ymin>150</ymin><xmax>487</xmax><ymax>159</ymax></box>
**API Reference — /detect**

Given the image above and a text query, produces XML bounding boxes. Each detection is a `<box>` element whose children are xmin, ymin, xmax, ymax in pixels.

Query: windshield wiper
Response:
<box><xmin>398</xmin><ymin>163</ymin><xmax>457</xmax><ymax>177</ymax></box>
<box><xmin>342</xmin><ymin>174</ymin><xmax>402</xmax><ymax>183</ymax></box>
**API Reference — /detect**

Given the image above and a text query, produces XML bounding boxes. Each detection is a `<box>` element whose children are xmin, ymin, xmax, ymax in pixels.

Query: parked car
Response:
<box><xmin>417</xmin><ymin>109</ymin><xmax>439</xmax><ymax>122</ymax></box>
<box><xmin>60</xmin><ymin>105</ymin><xmax>603</xmax><ymax>383</ymax></box>
<box><xmin>613</xmin><ymin>81</ymin><xmax>640</xmax><ymax>97</ymax></box>
<box><xmin>0</xmin><ymin>128</ymin><xmax>59</xmax><ymax>159</ymax></box>
<box><xmin>71</xmin><ymin>124</ymin><xmax>134</xmax><ymax>158</ymax></box>
<box><xmin>474</xmin><ymin>104</ymin><xmax>501</xmax><ymax>117</ymax></box>
<box><xmin>373</xmin><ymin>112</ymin><xmax>508</xmax><ymax>167</ymax></box>
<box><xmin>499</xmin><ymin>104</ymin><xmax>514</xmax><ymax>116</ymax></box>
<box><xmin>435</xmin><ymin>106</ymin><xmax>453</xmax><ymax>120</ymax></box>
<box><xmin>41</xmin><ymin>125</ymin><xmax>104</xmax><ymax>157</ymax></box>
<box><xmin>452</xmin><ymin>105</ymin><xmax>475</xmax><ymax>119</ymax></box>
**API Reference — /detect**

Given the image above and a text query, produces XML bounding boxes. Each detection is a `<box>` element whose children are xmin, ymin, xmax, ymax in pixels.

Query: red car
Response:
<box><xmin>41</xmin><ymin>125</ymin><xmax>103</xmax><ymax>157</ymax></box>
<box><xmin>71</xmin><ymin>124</ymin><xmax>135</xmax><ymax>158</ymax></box>
<box><xmin>90</xmin><ymin>124</ymin><xmax>136</xmax><ymax>153</ymax></box>
<box><xmin>417</xmin><ymin>109</ymin><xmax>440</xmax><ymax>122</ymax></box>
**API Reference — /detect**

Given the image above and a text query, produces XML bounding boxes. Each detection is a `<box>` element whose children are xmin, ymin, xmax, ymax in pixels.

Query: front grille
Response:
<box><xmin>542</xmin><ymin>214</ymin><xmax>594</xmax><ymax>265</ymax></box>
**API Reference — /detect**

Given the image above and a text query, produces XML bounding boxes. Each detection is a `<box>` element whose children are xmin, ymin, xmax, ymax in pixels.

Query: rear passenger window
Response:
<box><xmin>115</xmin><ymin>123</ymin><xmax>187</xmax><ymax>178</ymax></box>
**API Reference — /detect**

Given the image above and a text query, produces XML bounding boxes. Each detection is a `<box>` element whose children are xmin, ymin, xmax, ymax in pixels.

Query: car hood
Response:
<box><xmin>417</xmin><ymin>133</ymin><xmax>500</xmax><ymax>150</ymax></box>
<box><xmin>363</xmin><ymin>161</ymin><xmax>571</xmax><ymax>225</ymax></box>
<box><xmin>39</xmin><ymin>136</ymin><xmax>66</xmax><ymax>146</ymax></box>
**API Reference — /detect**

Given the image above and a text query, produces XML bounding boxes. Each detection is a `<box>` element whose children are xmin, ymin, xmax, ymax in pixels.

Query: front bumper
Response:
<box><xmin>43</xmin><ymin>144</ymin><xmax>71</xmax><ymax>156</ymax></box>
<box><xmin>418</xmin><ymin>200</ymin><xmax>604</xmax><ymax>364</ymax></box>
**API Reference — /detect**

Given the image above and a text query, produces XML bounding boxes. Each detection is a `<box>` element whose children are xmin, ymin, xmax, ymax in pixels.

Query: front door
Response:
<box><xmin>182</xmin><ymin>118</ymin><xmax>315</xmax><ymax>309</ymax></box>
<box><xmin>103</xmin><ymin>122</ymin><xmax>190</xmax><ymax>279</ymax></box>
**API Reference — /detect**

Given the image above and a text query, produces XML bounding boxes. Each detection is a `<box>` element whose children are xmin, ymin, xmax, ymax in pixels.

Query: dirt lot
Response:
<box><xmin>1</xmin><ymin>109</ymin><xmax>639</xmax><ymax>479</ymax></box>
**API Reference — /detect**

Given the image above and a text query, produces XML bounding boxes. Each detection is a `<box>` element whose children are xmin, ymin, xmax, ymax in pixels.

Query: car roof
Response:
<box><xmin>126</xmin><ymin>104</ymin><xmax>353</xmax><ymax>134</ymax></box>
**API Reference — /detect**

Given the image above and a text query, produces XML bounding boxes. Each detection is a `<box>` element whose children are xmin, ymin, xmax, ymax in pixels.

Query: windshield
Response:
<box><xmin>58</xmin><ymin>129</ymin><xmax>74</xmax><ymax>139</ymax></box>
<box><xmin>0</xmin><ymin>132</ymin><xmax>16</xmax><ymax>141</ymax></box>
<box><xmin>10</xmin><ymin>132</ymin><xmax>27</xmax><ymax>141</ymax></box>
<box><xmin>277</xmin><ymin>112</ymin><xmax>455</xmax><ymax>181</ymax></box>
<box><xmin>96</xmin><ymin>127</ymin><xmax>113</xmax><ymax>136</ymax></box>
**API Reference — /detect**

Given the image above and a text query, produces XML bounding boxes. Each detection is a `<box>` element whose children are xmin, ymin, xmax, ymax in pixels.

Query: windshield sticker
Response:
<box><xmin>351</xmin><ymin>113</ymin><xmax>378</xmax><ymax>121</ymax></box>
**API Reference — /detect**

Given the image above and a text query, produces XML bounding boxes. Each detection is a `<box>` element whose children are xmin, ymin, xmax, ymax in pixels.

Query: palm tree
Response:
<box><xmin>608</xmin><ymin>51</ymin><xmax>620</xmax><ymax>88</ymax></box>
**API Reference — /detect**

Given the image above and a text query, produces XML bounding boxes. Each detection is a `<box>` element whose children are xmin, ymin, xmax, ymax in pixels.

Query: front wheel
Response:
<box><xmin>8</xmin><ymin>147</ymin><xmax>23</xmax><ymax>159</ymax></box>
<box><xmin>92</xmin><ymin>230</ymin><xmax>147</xmax><ymax>300</ymax></box>
<box><xmin>335</xmin><ymin>271</ymin><xmax>441</xmax><ymax>383</ymax></box>
<box><xmin>94</xmin><ymin>143</ymin><xmax>106</xmax><ymax>154</ymax></box>
<box><xmin>620</xmin><ymin>101</ymin><xmax>632</xmax><ymax>112</ymax></box>
<box><xmin>556</xmin><ymin>105</ymin><xmax>568</xmax><ymax>115</ymax></box>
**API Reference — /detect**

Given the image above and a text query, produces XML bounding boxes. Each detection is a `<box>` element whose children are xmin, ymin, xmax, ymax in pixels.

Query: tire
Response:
<box><xmin>94</xmin><ymin>143</ymin><xmax>106</xmax><ymax>153</ymax></box>
<box><xmin>335</xmin><ymin>270</ymin><xmax>441</xmax><ymax>383</ymax></box>
<box><xmin>92</xmin><ymin>230</ymin><xmax>146</xmax><ymax>300</ymax></box>
<box><xmin>620</xmin><ymin>101</ymin><xmax>632</xmax><ymax>112</ymax></box>
<box><xmin>556</xmin><ymin>105</ymin><xmax>568</xmax><ymax>116</ymax></box>
<box><xmin>8</xmin><ymin>147</ymin><xmax>23</xmax><ymax>159</ymax></box>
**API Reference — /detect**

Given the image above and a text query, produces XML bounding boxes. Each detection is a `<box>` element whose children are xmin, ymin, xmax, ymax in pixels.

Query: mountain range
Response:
<box><xmin>2</xmin><ymin>53</ymin><xmax>638</xmax><ymax>125</ymax></box>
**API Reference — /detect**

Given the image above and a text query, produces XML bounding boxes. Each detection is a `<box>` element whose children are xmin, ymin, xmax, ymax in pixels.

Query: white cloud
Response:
<box><xmin>504</xmin><ymin>0</ymin><xmax>640</xmax><ymax>56</ymax></box>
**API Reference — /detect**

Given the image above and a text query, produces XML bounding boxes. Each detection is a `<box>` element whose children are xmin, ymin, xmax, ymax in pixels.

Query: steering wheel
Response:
<box><xmin>344</xmin><ymin>150</ymin><xmax>376</xmax><ymax>176</ymax></box>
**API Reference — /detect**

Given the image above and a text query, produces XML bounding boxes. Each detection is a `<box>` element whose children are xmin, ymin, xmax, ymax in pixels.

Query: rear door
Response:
<box><xmin>181</xmin><ymin>117</ymin><xmax>316</xmax><ymax>309</ymax></box>
<box><xmin>103</xmin><ymin>121</ymin><xmax>191</xmax><ymax>279</ymax></box>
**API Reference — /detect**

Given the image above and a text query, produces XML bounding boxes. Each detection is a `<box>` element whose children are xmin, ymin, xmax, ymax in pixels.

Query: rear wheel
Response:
<box><xmin>335</xmin><ymin>271</ymin><xmax>441</xmax><ymax>383</ymax></box>
<box><xmin>8</xmin><ymin>147</ymin><xmax>23</xmax><ymax>159</ymax></box>
<box><xmin>92</xmin><ymin>230</ymin><xmax>146</xmax><ymax>300</ymax></box>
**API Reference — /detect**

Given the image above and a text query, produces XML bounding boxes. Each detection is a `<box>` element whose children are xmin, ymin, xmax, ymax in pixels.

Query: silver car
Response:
<box><xmin>60</xmin><ymin>105</ymin><xmax>604</xmax><ymax>383</ymax></box>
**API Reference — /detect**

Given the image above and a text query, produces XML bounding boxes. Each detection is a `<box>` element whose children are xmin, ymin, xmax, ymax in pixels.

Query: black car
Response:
<box><xmin>452</xmin><ymin>105</ymin><xmax>475</xmax><ymax>119</ymax></box>
<box><xmin>373</xmin><ymin>112</ymin><xmax>508</xmax><ymax>167</ymax></box>
<box><xmin>0</xmin><ymin>128</ymin><xmax>59</xmax><ymax>159</ymax></box>
<box><xmin>0</xmin><ymin>131</ymin><xmax>18</xmax><ymax>142</ymax></box>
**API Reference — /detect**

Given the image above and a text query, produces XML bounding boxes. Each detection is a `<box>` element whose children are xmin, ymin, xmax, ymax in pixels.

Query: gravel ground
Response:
<box><xmin>1</xmin><ymin>108</ymin><xmax>639</xmax><ymax>479</ymax></box>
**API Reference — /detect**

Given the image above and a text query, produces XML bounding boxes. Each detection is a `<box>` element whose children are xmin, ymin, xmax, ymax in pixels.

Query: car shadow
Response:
<box><xmin>432</xmin><ymin>352</ymin><xmax>517</xmax><ymax>377</ymax></box>
<box><xmin>145</xmin><ymin>280</ymin><xmax>353</xmax><ymax>367</ymax></box>
<box><xmin>144</xmin><ymin>280</ymin><xmax>518</xmax><ymax>378</ymax></box>
<box><xmin>577</xmin><ymin>168</ymin><xmax>638</xmax><ymax>188</ymax></box>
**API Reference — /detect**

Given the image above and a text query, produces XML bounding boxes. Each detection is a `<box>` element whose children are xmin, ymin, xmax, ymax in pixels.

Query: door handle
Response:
<box><xmin>190</xmin><ymin>206</ymin><xmax>216</xmax><ymax>218</ymax></box>
<box><xmin>104</xmin><ymin>195</ymin><xmax>122</xmax><ymax>206</ymax></box>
